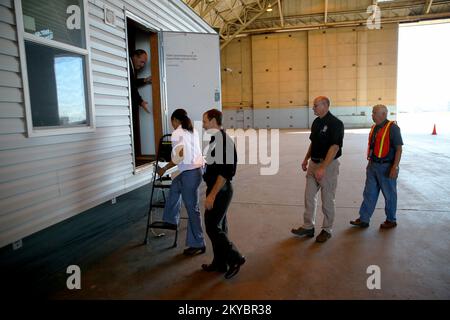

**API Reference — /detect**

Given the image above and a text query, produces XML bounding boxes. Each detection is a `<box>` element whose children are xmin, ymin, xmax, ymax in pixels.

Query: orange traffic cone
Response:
<box><xmin>432</xmin><ymin>124</ymin><xmax>437</xmax><ymax>135</ymax></box>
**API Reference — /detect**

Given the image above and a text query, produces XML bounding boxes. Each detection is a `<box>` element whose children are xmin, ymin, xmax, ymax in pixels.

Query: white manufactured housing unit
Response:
<box><xmin>0</xmin><ymin>0</ymin><xmax>221</xmax><ymax>248</ymax></box>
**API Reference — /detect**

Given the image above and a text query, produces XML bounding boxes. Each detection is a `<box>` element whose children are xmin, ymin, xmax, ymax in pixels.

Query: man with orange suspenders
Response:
<box><xmin>350</xmin><ymin>104</ymin><xmax>403</xmax><ymax>229</ymax></box>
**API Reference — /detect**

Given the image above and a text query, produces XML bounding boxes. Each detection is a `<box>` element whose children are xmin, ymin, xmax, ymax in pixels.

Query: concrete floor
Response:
<box><xmin>53</xmin><ymin>129</ymin><xmax>450</xmax><ymax>300</ymax></box>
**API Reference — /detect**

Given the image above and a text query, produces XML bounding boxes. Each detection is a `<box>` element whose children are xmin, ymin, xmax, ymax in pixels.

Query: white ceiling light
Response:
<box><xmin>266</xmin><ymin>4</ymin><xmax>273</xmax><ymax>12</ymax></box>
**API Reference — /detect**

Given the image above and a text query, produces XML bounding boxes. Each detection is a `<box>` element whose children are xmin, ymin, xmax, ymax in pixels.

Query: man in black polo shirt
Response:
<box><xmin>291</xmin><ymin>96</ymin><xmax>344</xmax><ymax>243</ymax></box>
<box><xmin>201</xmin><ymin>109</ymin><xmax>245</xmax><ymax>279</ymax></box>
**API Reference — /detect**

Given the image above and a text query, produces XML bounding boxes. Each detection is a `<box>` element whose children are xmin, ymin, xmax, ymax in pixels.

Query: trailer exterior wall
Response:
<box><xmin>0</xmin><ymin>0</ymin><xmax>216</xmax><ymax>248</ymax></box>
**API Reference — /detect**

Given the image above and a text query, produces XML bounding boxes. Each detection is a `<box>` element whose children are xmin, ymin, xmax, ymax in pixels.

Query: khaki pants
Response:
<box><xmin>302</xmin><ymin>159</ymin><xmax>340</xmax><ymax>233</ymax></box>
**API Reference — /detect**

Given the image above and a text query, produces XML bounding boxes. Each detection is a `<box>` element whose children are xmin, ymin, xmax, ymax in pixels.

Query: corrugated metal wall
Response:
<box><xmin>0</xmin><ymin>0</ymin><xmax>215</xmax><ymax>248</ymax></box>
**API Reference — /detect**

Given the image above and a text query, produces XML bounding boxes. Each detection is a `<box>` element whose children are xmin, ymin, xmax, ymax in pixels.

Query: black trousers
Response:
<box><xmin>205</xmin><ymin>181</ymin><xmax>241</xmax><ymax>267</ymax></box>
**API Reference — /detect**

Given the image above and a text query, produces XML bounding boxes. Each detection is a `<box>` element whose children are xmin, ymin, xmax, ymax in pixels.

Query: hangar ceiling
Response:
<box><xmin>182</xmin><ymin>0</ymin><xmax>450</xmax><ymax>48</ymax></box>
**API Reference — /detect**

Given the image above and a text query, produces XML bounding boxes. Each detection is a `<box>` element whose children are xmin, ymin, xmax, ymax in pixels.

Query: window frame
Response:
<box><xmin>14</xmin><ymin>0</ymin><xmax>95</xmax><ymax>137</ymax></box>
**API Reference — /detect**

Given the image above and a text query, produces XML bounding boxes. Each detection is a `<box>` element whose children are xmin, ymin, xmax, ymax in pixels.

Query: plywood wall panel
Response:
<box><xmin>252</xmin><ymin>31</ymin><xmax>308</xmax><ymax>112</ymax></box>
<box><xmin>221</xmin><ymin>37</ymin><xmax>253</xmax><ymax>108</ymax></box>
<box><xmin>223</xmin><ymin>24</ymin><xmax>397</xmax><ymax>127</ymax></box>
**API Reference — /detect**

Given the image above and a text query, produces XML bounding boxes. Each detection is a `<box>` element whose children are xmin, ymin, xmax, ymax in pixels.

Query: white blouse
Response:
<box><xmin>171</xmin><ymin>125</ymin><xmax>204</xmax><ymax>172</ymax></box>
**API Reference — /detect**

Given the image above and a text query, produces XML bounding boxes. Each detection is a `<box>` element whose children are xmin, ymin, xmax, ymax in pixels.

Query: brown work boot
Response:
<box><xmin>316</xmin><ymin>230</ymin><xmax>331</xmax><ymax>243</ymax></box>
<box><xmin>350</xmin><ymin>218</ymin><xmax>369</xmax><ymax>228</ymax></box>
<box><xmin>380</xmin><ymin>220</ymin><xmax>397</xmax><ymax>229</ymax></box>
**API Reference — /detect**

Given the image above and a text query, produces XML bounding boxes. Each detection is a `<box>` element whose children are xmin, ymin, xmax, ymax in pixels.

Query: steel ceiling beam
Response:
<box><xmin>243</xmin><ymin>10</ymin><xmax>450</xmax><ymax>34</ymax></box>
<box><xmin>200</xmin><ymin>0</ymin><xmax>221</xmax><ymax>18</ymax></box>
<box><xmin>278</xmin><ymin>0</ymin><xmax>284</xmax><ymax>27</ymax></box>
<box><xmin>245</xmin><ymin>0</ymin><xmax>450</xmax><ymax>31</ymax></box>
<box><xmin>183</xmin><ymin>0</ymin><xmax>450</xmax><ymax>46</ymax></box>
<box><xmin>189</xmin><ymin>0</ymin><xmax>202</xmax><ymax>9</ymax></box>
<box><xmin>423</xmin><ymin>0</ymin><xmax>434</xmax><ymax>14</ymax></box>
<box><xmin>220</xmin><ymin>0</ymin><xmax>279</xmax><ymax>50</ymax></box>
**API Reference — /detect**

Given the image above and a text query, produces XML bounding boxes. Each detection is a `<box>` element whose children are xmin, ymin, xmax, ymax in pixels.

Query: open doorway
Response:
<box><xmin>397</xmin><ymin>20</ymin><xmax>450</xmax><ymax>134</ymax></box>
<box><xmin>126</xmin><ymin>17</ymin><xmax>164</xmax><ymax>169</ymax></box>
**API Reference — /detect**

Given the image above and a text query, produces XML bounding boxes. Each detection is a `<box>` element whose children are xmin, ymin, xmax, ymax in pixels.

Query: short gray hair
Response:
<box><xmin>373</xmin><ymin>104</ymin><xmax>388</xmax><ymax>114</ymax></box>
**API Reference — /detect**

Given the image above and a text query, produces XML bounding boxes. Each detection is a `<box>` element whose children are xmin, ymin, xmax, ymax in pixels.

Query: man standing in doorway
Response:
<box><xmin>130</xmin><ymin>49</ymin><xmax>151</xmax><ymax>113</ymax></box>
<box><xmin>291</xmin><ymin>96</ymin><xmax>344</xmax><ymax>243</ymax></box>
<box><xmin>350</xmin><ymin>104</ymin><xmax>403</xmax><ymax>229</ymax></box>
<box><xmin>129</xmin><ymin>49</ymin><xmax>151</xmax><ymax>156</ymax></box>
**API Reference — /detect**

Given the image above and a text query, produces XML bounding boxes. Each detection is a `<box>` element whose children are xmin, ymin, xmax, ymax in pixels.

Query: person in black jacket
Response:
<box><xmin>201</xmin><ymin>109</ymin><xmax>245</xmax><ymax>279</ymax></box>
<box><xmin>129</xmin><ymin>49</ymin><xmax>151</xmax><ymax>156</ymax></box>
<box><xmin>130</xmin><ymin>49</ymin><xmax>151</xmax><ymax>113</ymax></box>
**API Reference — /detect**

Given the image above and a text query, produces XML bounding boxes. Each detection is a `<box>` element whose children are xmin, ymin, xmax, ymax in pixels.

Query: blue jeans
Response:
<box><xmin>359</xmin><ymin>162</ymin><xmax>398</xmax><ymax>223</ymax></box>
<box><xmin>162</xmin><ymin>168</ymin><xmax>205</xmax><ymax>248</ymax></box>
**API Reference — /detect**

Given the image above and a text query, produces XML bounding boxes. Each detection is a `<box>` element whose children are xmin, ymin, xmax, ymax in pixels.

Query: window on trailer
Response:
<box><xmin>15</xmin><ymin>0</ymin><xmax>94</xmax><ymax>136</ymax></box>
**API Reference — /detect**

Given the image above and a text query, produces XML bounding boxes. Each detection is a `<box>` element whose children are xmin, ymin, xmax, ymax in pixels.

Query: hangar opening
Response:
<box><xmin>397</xmin><ymin>20</ymin><xmax>450</xmax><ymax>134</ymax></box>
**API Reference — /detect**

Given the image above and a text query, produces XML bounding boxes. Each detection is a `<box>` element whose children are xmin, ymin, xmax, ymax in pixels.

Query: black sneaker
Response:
<box><xmin>202</xmin><ymin>263</ymin><xmax>227</xmax><ymax>273</ymax></box>
<box><xmin>149</xmin><ymin>221</ymin><xmax>177</xmax><ymax>230</ymax></box>
<box><xmin>291</xmin><ymin>227</ymin><xmax>315</xmax><ymax>237</ymax></box>
<box><xmin>350</xmin><ymin>218</ymin><xmax>370</xmax><ymax>228</ymax></box>
<box><xmin>183</xmin><ymin>246</ymin><xmax>206</xmax><ymax>256</ymax></box>
<box><xmin>225</xmin><ymin>256</ymin><xmax>246</xmax><ymax>279</ymax></box>
<box><xmin>316</xmin><ymin>230</ymin><xmax>331</xmax><ymax>243</ymax></box>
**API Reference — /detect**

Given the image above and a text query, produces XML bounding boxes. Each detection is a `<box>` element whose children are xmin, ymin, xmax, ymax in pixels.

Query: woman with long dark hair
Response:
<box><xmin>156</xmin><ymin>109</ymin><xmax>206</xmax><ymax>255</ymax></box>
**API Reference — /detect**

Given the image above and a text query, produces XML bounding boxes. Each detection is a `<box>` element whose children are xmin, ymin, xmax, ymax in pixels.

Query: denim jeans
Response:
<box><xmin>162</xmin><ymin>167</ymin><xmax>205</xmax><ymax>248</ymax></box>
<box><xmin>359</xmin><ymin>162</ymin><xmax>398</xmax><ymax>223</ymax></box>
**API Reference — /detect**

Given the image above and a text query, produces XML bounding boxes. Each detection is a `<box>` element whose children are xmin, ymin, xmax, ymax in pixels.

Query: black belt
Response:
<box><xmin>311</xmin><ymin>158</ymin><xmax>323</xmax><ymax>163</ymax></box>
<box><xmin>183</xmin><ymin>167</ymin><xmax>202</xmax><ymax>172</ymax></box>
<box><xmin>371</xmin><ymin>158</ymin><xmax>393</xmax><ymax>164</ymax></box>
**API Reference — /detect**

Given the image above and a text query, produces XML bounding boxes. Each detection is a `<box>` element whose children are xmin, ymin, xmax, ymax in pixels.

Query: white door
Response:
<box><xmin>162</xmin><ymin>32</ymin><xmax>221</xmax><ymax>132</ymax></box>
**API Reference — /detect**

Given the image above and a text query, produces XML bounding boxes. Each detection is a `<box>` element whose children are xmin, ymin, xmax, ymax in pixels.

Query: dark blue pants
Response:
<box><xmin>205</xmin><ymin>182</ymin><xmax>241</xmax><ymax>268</ymax></box>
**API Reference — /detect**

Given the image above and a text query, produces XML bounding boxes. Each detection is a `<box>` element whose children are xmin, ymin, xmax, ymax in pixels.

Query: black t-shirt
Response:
<box><xmin>370</xmin><ymin>119</ymin><xmax>403</xmax><ymax>161</ymax></box>
<box><xmin>309</xmin><ymin>111</ymin><xmax>344</xmax><ymax>161</ymax></box>
<box><xmin>203</xmin><ymin>129</ymin><xmax>237</xmax><ymax>187</ymax></box>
